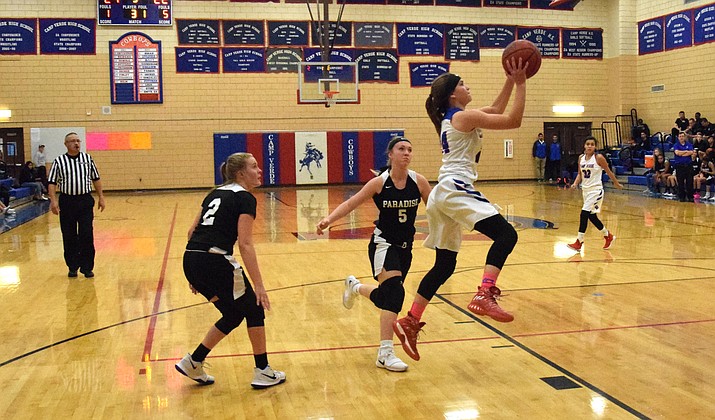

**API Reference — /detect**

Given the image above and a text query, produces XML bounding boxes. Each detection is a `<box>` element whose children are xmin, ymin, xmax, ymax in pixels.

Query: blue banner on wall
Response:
<box><xmin>311</xmin><ymin>21</ymin><xmax>352</xmax><ymax>47</ymax></box>
<box><xmin>479</xmin><ymin>25</ymin><xmax>516</xmax><ymax>48</ymax></box>
<box><xmin>223</xmin><ymin>20</ymin><xmax>265</xmax><ymax>45</ymax></box>
<box><xmin>355</xmin><ymin>23</ymin><xmax>394</xmax><ymax>47</ymax></box>
<box><xmin>303</xmin><ymin>48</ymin><xmax>355</xmax><ymax>82</ymax></box>
<box><xmin>213</xmin><ymin>133</ymin><xmax>247</xmax><ymax>185</ymax></box>
<box><xmin>355</xmin><ymin>49</ymin><xmax>399</xmax><ymax>82</ymax></box>
<box><xmin>665</xmin><ymin>11</ymin><xmax>693</xmax><ymax>50</ymax></box>
<box><xmin>263</xmin><ymin>133</ymin><xmax>281</xmax><ymax>186</ymax></box>
<box><xmin>445</xmin><ymin>25</ymin><xmax>480</xmax><ymax>61</ymax></box>
<box><xmin>342</xmin><ymin>132</ymin><xmax>360</xmax><ymax>183</ymax></box>
<box><xmin>268</xmin><ymin>21</ymin><xmax>309</xmax><ymax>46</ymax></box>
<box><xmin>177</xmin><ymin>20</ymin><xmax>220</xmax><ymax>45</ymax></box>
<box><xmin>530</xmin><ymin>0</ymin><xmax>572</xmax><ymax>9</ymax></box>
<box><xmin>176</xmin><ymin>47</ymin><xmax>220</xmax><ymax>73</ymax></box>
<box><xmin>694</xmin><ymin>4</ymin><xmax>715</xmax><ymax>45</ymax></box>
<box><xmin>397</xmin><ymin>24</ymin><xmax>445</xmax><ymax>55</ymax></box>
<box><xmin>409</xmin><ymin>62</ymin><xmax>449</xmax><ymax>87</ymax></box>
<box><xmin>518</xmin><ymin>27</ymin><xmax>560</xmax><ymax>58</ymax></box>
<box><xmin>436</xmin><ymin>0</ymin><xmax>480</xmax><ymax>6</ymax></box>
<box><xmin>562</xmin><ymin>29</ymin><xmax>603</xmax><ymax>58</ymax></box>
<box><xmin>266</xmin><ymin>47</ymin><xmax>302</xmax><ymax>72</ymax></box>
<box><xmin>40</xmin><ymin>19</ymin><xmax>95</xmax><ymax>54</ymax></box>
<box><xmin>223</xmin><ymin>48</ymin><xmax>266</xmax><ymax>72</ymax></box>
<box><xmin>484</xmin><ymin>0</ymin><xmax>527</xmax><ymax>7</ymax></box>
<box><xmin>0</xmin><ymin>19</ymin><xmax>37</xmax><ymax>54</ymax></box>
<box><xmin>373</xmin><ymin>130</ymin><xmax>405</xmax><ymax>170</ymax></box>
<box><xmin>638</xmin><ymin>18</ymin><xmax>664</xmax><ymax>55</ymax></box>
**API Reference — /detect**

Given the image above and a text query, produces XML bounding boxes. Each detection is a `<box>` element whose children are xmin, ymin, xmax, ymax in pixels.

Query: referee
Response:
<box><xmin>48</xmin><ymin>132</ymin><xmax>106</xmax><ymax>278</ymax></box>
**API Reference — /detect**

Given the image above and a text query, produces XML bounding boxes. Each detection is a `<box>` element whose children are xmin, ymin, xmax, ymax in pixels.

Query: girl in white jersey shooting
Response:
<box><xmin>567</xmin><ymin>136</ymin><xmax>623</xmax><ymax>252</ymax></box>
<box><xmin>393</xmin><ymin>59</ymin><xmax>528</xmax><ymax>361</ymax></box>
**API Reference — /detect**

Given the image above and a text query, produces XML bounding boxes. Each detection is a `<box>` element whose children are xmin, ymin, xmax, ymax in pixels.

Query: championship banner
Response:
<box><xmin>214</xmin><ymin>130</ymin><xmax>404</xmax><ymax>186</ymax></box>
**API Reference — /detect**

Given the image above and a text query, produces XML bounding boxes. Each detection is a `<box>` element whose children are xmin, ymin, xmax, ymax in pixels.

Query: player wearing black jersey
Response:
<box><xmin>316</xmin><ymin>136</ymin><xmax>431</xmax><ymax>371</ymax></box>
<box><xmin>175</xmin><ymin>152</ymin><xmax>286</xmax><ymax>389</ymax></box>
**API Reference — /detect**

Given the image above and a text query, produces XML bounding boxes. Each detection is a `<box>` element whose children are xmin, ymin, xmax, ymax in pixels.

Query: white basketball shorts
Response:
<box><xmin>423</xmin><ymin>176</ymin><xmax>499</xmax><ymax>252</ymax></box>
<box><xmin>582</xmin><ymin>187</ymin><xmax>604</xmax><ymax>213</ymax></box>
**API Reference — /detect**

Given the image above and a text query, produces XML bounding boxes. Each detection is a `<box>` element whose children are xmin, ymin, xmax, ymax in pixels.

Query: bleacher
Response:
<box><xmin>1</xmin><ymin>177</ymin><xmax>34</xmax><ymax>207</ymax></box>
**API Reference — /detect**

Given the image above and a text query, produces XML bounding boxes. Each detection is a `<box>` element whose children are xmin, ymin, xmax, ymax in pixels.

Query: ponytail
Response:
<box><xmin>426</xmin><ymin>73</ymin><xmax>461</xmax><ymax>135</ymax></box>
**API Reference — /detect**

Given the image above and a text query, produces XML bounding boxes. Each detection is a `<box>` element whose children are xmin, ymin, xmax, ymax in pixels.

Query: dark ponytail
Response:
<box><xmin>425</xmin><ymin>73</ymin><xmax>461</xmax><ymax>135</ymax></box>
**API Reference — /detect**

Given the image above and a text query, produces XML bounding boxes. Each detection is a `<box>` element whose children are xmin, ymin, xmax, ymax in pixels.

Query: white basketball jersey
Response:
<box><xmin>438</xmin><ymin>108</ymin><xmax>483</xmax><ymax>183</ymax></box>
<box><xmin>579</xmin><ymin>153</ymin><xmax>603</xmax><ymax>190</ymax></box>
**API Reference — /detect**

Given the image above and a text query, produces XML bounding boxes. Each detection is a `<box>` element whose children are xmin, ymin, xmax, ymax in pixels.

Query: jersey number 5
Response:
<box><xmin>201</xmin><ymin>198</ymin><xmax>221</xmax><ymax>225</ymax></box>
<box><xmin>398</xmin><ymin>209</ymin><xmax>407</xmax><ymax>223</ymax></box>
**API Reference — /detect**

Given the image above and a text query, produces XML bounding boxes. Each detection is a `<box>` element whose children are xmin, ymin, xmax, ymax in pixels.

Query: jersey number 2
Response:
<box><xmin>201</xmin><ymin>198</ymin><xmax>221</xmax><ymax>225</ymax></box>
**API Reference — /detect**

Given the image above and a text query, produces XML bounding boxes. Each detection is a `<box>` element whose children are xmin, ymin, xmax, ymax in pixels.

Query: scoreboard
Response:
<box><xmin>98</xmin><ymin>0</ymin><xmax>172</xmax><ymax>26</ymax></box>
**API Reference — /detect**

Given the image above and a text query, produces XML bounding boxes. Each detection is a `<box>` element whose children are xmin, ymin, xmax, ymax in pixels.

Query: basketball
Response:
<box><xmin>502</xmin><ymin>40</ymin><xmax>542</xmax><ymax>79</ymax></box>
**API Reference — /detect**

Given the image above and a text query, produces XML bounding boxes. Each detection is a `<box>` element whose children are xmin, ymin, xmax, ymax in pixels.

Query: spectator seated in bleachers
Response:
<box><xmin>631</xmin><ymin>118</ymin><xmax>651</xmax><ymax>143</ymax></box>
<box><xmin>694</xmin><ymin>155</ymin><xmax>715</xmax><ymax>201</ymax></box>
<box><xmin>672</xmin><ymin>111</ymin><xmax>689</xmax><ymax>140</ymax></box>
<box><xmin>19</xmin><ymin>161</ymin><xmax>48</xmax><ymax>201</ymax></box>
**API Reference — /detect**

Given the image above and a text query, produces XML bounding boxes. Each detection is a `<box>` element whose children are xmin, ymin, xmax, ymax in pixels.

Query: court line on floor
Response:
<box><xmin>435</xmin><ymin>293</ymin><xmax>651</xmax><ymax>420</ymax></box>
<box><xmin>141</xmin><ymin>203</ymin><xmax>178</xmax><ymax>362</ymax></box>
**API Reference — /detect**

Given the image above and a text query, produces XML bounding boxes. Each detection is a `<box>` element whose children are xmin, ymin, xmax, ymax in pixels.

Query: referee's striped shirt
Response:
<box><xmin>47</xmin><ymin>152</ymin><xmax>101</xmax><ymax>196</ymax></box>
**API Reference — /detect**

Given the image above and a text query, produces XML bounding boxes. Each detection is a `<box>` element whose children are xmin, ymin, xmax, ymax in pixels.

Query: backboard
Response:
<box><xmin>297</xmin><ymin>61</ymin><xmax>360</xmax><ymax>106</ymax></box>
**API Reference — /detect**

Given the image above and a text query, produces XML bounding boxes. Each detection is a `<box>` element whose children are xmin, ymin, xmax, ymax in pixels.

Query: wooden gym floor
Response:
<box><xmin>0</xmin><ymin>182</ymin><xmax>713</xmax><ymax>419</ymax></box>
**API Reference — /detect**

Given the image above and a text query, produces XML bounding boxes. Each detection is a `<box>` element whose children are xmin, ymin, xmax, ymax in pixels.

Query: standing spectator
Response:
<box><xmin>532</xmin><ymin>133</ymin><xmax>547</xmax><ymax>182</ymax></box>
<box><xmin>316</xmin><ymin>136</ymin><xmax>431</xmax><ymax>371</ymax></box>
<box><xmin>34</xmin><ymin>144</ymin><xmax>48</xmax><ymax>189</ymax></box>
<box><xmin>47</xmin><ymin>133</ymin><xmax>106</xmax><ymax>278</ymax></box>
<box><xmin>672</xmin><ymin>111</ymin><xmax>689</xmax><ymax>140</ymax></box>
<box><xmin>672</xmin><ymin>132</ymin><xmax>695</xmax><ymax>202</ymax></box>
<box><xmin>19</xmin><ymin>161</ymin><xmax>47</xmax><ymax>200</ymax></box>
<box><xmin>546</xmin><ymin>134</ymin><xmax>562</xmax><ymax>182</ymax></box>
<box><xmin>176</xmin><ymin>152</ymin><xmax>286</xmax><ymax>389</ymax></box>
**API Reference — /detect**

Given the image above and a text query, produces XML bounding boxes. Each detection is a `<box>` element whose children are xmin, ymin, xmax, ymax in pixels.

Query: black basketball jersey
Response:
<box><xmin>188</xmin><ymin>183</ymin><xmax>257</xmax><ymax>254</ymax></box>
<box><xmin>372</xmin><ymin>169</ymin><xmax>421</xmax><ymax>246</ymax></box>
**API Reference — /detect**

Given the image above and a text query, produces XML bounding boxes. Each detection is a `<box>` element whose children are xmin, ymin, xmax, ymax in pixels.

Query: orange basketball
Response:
<box><xmin>502</xmin><ymin>40</ymin><xmax>542</xmax><ymax>79</ymax></box>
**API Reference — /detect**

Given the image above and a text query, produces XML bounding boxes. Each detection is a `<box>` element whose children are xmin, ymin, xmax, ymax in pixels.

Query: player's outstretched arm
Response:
<box><xmin>316</xmin><ymin>176</ymin><xmax>382</xmax><ymax>234</ymax></box>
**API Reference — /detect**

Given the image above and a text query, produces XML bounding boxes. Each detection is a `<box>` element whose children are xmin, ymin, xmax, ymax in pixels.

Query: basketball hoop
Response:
<box><xmin>324</xmin><ymin>91</ymin><xmax>338</xmax><ymax>108</ymax></box>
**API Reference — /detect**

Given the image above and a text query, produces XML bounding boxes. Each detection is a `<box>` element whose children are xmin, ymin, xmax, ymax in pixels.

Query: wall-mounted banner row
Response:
<box><xmin>638</xmin><ymin>2</ymin><xmax>715</xmax><ymax>55</ymax></box>
<box><xmin>213</xmin><ymin>130</ymin><xmax>404</xmax><ymax>186</ymax></box>
<box><xmin>0</xmin><ymin>18</ymin><xmax>97</xmax><ymax>55</ymax></box>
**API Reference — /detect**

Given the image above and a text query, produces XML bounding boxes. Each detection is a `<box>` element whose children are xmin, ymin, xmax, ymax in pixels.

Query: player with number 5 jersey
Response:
<box><xmin>175</xmin><ymin>152</ymin><xmax>286</xmax><ymax>390</ymax></box>
<box><xmin>316</xmin><ymin>136</ymin><xmax>431</xmax><ymax>372</ymax></box>
<box><xmin>567</xmin><ymin>136</ymin><xmax>622</xmax><ymax>252</ymax></box>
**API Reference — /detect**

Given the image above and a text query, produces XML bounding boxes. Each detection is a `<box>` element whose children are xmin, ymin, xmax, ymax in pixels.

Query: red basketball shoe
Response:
<box><xmin>603</xmin><ymin>233</ymin><xmax>615</xmax><ymax>250</ymax></box>
<box><xmin>567</xmin><ymin>239</ymin><xmax>582</xmax><ymax>252</ymax></box>
<box><xmin>392</xmin><ymin>312</ymin><xmax>425</xmax><ymax>361</ymax></box>
<box><xmin>467</xmin><ymin>286</ymin><xmax>514</xmax><ymax>323</ymax></box>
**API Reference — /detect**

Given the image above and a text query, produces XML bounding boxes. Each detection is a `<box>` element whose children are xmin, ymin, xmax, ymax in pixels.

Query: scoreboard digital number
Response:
<box><xmin>98</xmin><ymin>0</ymin><xmax>172</xmax><ymax>26</ymax></box>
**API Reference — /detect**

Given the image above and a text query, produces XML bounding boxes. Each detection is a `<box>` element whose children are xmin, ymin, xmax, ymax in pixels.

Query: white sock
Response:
<box><xmin>601</xmin><ymin>228</ymin><xmax>609</xmax><ymax>237</ymax></box>
<box><xmin>577</xmin><ymin>233</ymin><xmax>585</xmax><ymax>241</ymax></box>
<box><xmin>352</xmin><ymin>282</ymin><xmax>361</xmax><ymax>294</ymax></box>
<box><xmin>379</xmin><ymin>340</ymin><xmax>393</xmax><ymax>355</ymax></box>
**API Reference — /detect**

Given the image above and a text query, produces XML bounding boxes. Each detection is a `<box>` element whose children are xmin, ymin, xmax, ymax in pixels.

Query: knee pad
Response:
<box><xmin>213</xmin><ymin>300</ymin><xmax>245</xmax><ymax>334</ymax></box>
<box><xmin>416</xmin><ymin>249</ymin><xmax>457</xmax><ymax>301</ymax></box>
<box><xmin>484</xmin><ymin>222</ymin><xmax>518</xmax><ymax>269</ymax></box>
<box><xmin>369</xmin><ymin>276</ymin><xmax>405</xmax><ymax>314</ymax></box>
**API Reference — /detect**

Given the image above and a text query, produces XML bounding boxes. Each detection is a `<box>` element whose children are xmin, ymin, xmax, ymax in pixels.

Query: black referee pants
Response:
<box><xmin>674</xmin><ymin>163</ymin><xmax>693</xmax><ymax>201</ymax></box>
<box><xmin>59</xmin><ymin>193</ymin><xmax>95</xmax><ymax>272</ymax></box>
